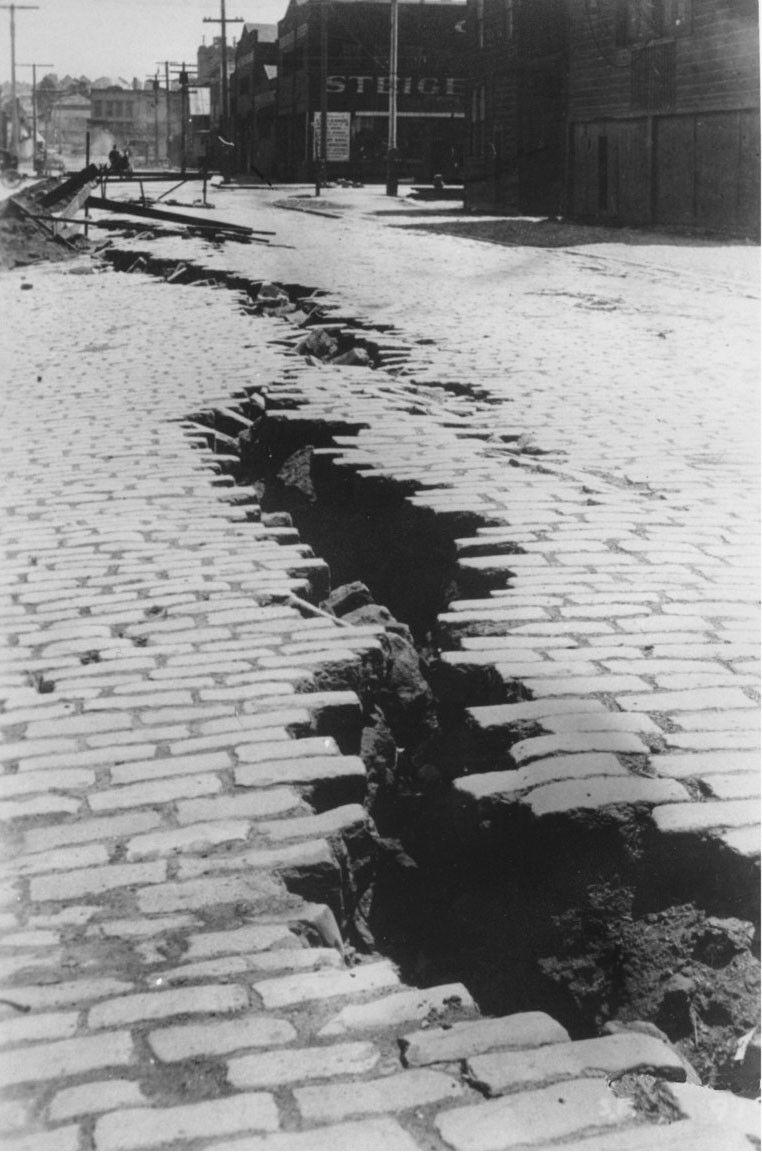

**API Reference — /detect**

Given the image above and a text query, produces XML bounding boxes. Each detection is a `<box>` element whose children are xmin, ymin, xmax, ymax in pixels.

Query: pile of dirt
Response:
<box><xmin>0</xmin><ymin>201</ymin><xmax>85</xmax><ymax>270</ymax></box>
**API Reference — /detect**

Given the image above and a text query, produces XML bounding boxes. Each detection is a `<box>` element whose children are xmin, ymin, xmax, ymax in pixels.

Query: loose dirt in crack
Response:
<box><xmin>106</xmin><ymin>248</ymin><xmax>760</xmax><ymax>1097</ymax></box>
<box><xmin>232</xmin><ymin>397</ymin><xmax>761</xmax><ymax>1096</ymax></box>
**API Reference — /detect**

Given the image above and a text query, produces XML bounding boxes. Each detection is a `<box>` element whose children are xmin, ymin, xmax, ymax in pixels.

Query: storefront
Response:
<box><xmin>276</xmin><ymin>0</ymin><xmax>467</xmax><ymax>182</ymax></box>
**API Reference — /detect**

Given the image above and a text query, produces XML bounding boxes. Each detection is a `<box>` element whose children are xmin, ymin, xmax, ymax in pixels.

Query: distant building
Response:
<box><xmin>198</xmin><ymin>36</ymin><xmax>236</xmax><ymax>130</ymax></box>
<box><xmin>231</xmin><ymin>23</ymin><xmax>278</xmax><ymax>177</ymax></box>
<box><xmin>89</xmin><ymin>85</ymin><xmax>183</xmax><ymax>165</ymax></box>
<box><xmin>276</xmin><ymin>0</ymin><xmax>468</xmax><ymax>183</ymax></box>
<box><xmin>567</xmin><ymin>0</ymin><xmax>760</xmax><ymax>233</ymax></box>
<box><xmin>48</xmin><ymin>92</ymin><xmax>91</xmax><ymax>159</ymax></box>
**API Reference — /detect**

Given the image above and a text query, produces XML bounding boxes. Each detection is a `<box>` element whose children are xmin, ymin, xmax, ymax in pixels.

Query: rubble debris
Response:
<box><xmin>332</xmin><ymin>346</ymin><xmax>372</xmax><ymax>367</ymax></box>
<box><xmin>730</xmin><ymin>1025</ymin><xmax>761</xmax><ymax>1096</ymax></box>
<box><xmin>296</xmin><ymin>327</ymin><xmax>339</xmax><ymax>360</ymax></box>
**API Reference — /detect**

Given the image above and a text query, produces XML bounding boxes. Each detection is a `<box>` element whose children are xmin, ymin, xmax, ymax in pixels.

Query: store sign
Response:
<box><xmin>327</xmin><ymin>76</ymin><xmax>464</xmax><ymax>97</ymax></box>
<box><xmin>312</xmin><ymin>111</ymin><xmax>351</xmax><ymax>161</ymax></box>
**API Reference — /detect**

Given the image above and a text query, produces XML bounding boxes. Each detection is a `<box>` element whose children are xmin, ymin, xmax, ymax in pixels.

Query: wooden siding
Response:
<box><xmin>464</xmin><ymin>0</ymin><xmax>567</xmax><ymax>212</ymax></box>
<box><xmin>569</xmin><ymin>0</ymin><xmax>759</xmax><ymax>121</ymax></box>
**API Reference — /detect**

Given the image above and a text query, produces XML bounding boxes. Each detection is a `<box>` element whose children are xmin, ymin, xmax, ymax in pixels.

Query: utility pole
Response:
<box><xmin>315</xmin><ymin>0</ymin><xmax>327</xmax><ymax>197</ymax></box>
<box><xmin>1</xmin><ymin>4</ymin><xmax>39</xmax><ymax>158</ymax></box>
<box><xmin>178</xmin><ymin>64</ymin><xmax>189</xmax><ymax>173</ymax></box>
<box><xmin>19</xmin><ymin>60</ymin><xmax>53</xmax><ymax>171</ymax></box>
<box><xmin>167</xmin><ymin>63</ymin><xmax>198</xmax><ymax>174</ymax></box>
<box><xmin>152</xmin><ymin>75</ymin><xmax>160</xmax><ymax>164</ymax></box>
<box><xmin>146</xmin><ymin>74</ymin><xmax>161</xmax><ymax>164</ymax></box>
<box><xmin>156</xmin><ymin>60</ymin><xmax>179</xmax><ymax>163</ymax></box>
<box><xmin>202</xmin><ymin>0</ymin><xmax>243</xmax><ymax>137</ymax></box>
<box><xmin>385</xmin><ymin>0</ymin><xmax>398</xmax><ymax>196</ymax></box>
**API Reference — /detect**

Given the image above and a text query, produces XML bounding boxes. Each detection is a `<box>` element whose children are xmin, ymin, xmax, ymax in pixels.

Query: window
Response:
<box><xmin>729</xmin><ymin>0</ymin><xmax>757</xmax><ymax>20</ymax></box>
<box><xmin>617</xmin><ymin>0</ymin><xmax>691</xmax><ymax>43</ymax></box>
<box><xmin>615</xmin><ymin>0</ymin><xmax>671</xmax><ymax>45</ymax></box>
<box><xmin>476</xmin><ymin>0</ymin><xmax>484</xmax><ymax>48</ymax></box>
<box><xmin>663</xmin><ymin>0</ymin><xmax>692</xmax><ymax>34</ymax></box>
<box><xmin>631</xmin><ymin>39</ymin><xmax>676</xmax><ymax>107</ymax></box>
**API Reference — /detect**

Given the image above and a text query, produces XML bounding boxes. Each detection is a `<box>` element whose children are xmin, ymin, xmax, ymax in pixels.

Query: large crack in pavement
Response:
<box><xmin>103</xmin><ymin>245</ymin><xmax>760</xmax><ymax>1093</ymax></box>
<box><xmin>0</xmin><ymin>196</ymin><xmax>758</xmax><ymax>1149</ymax></box>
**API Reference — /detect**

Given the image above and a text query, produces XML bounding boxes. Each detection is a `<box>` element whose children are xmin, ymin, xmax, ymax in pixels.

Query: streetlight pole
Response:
<box><xmin>315</xmin><ymin>0</ymin><xmax>327</xmax><ymax>197</ymax></box>
<box><xmin>19</xmin><ymin>60</ymin><xmax>53</xmax><ymax>171</ymax></box>
<box><xmin>385</xmin><ymin>0</ymin><xmax>398</xmax><ymax>196</ymax></box>
<box><xmin>1</xmin><ymin>4</ymin><xmax>39</xmax><ymax>158</ymax></box>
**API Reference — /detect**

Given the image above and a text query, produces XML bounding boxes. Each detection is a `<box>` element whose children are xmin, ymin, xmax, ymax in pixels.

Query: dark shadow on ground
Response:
<box><xmin>379</xmin><ymin>214</ymin><xmax>760</xmax><ymax>249</ymax></box>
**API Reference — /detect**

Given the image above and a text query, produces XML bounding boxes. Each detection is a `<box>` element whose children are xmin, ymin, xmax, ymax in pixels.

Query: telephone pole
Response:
<box><xmin>315</xmin><ymin>0</ymin><xmax>327</xmax><ymax>197</ymax></box>
<box><xmin>1</xmin><ymin>4</ymin><xmax>39</xmax><ymax>157</ymax></box>
<box><xmin>385</xmin><ymin>0</ymin><xmax>398</xmax><ymax>196</ymax></box>
<box><xmin>156</xmin><ymin>60</ymin><xmax>179</xmax><ymax>163</ymax></box>
<box><xmin>202</xmin><ymin>0</ymin><xmax>243</xmax><ymax>137</ymax></box>
<box><xmin>146</xmin><ymin>73</ymin><xmax>160</xmax><ymax>164</ymax></box>
<box><xmin>166</xmin><ymin>64</ymin><xmax>197</xmax><ymax>173</ymax></box>
<box><xmin>19</xmin><ymin>60</ymin><xmax>53</xmax><ymax>170</ymax></box>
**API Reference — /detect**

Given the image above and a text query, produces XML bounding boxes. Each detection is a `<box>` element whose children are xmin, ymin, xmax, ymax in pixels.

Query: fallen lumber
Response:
<box><xmin>85</xmin><ymin>195</ymin><xmax>271</xmax><ymax>236</ymax></box>
<box><xmin>40</xmin><ymin>165</ymin><xmax>100</xmax><ymax>208</ymax></box>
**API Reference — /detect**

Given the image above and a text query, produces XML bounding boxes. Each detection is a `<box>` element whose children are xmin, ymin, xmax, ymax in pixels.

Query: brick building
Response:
<box><xmin>276</xmin><ymin>0</ymin><xmax>467</xmax><ymax>183</ymax></box>
<box><xmin>567</xmin><ymin>0</ymin><xmax>760</xmax><ymax>233</ymax></box>
<box><xmin>464</xmin><ymin>0</ymin><xmax>760</xmax><ymax>232</ymax></box>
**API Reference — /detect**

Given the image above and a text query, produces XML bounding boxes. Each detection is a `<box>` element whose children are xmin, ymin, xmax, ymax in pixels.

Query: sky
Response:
<box><xmin>0</xmin><ymin>0</ymin><xmax>290</xmax><ymax>86</ymax></box>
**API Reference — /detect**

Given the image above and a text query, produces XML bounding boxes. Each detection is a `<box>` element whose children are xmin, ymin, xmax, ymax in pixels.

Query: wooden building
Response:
<box><xmin>231</xmin><ymin>23</ymin><xmax>279</xmax><ymax>177</ymax></box>
<box><xmin>275</xmin><ymin>0</ymin><xmax>467</xmax><ymax>183</ymax></box>
<box><xmin>463</xmin><ymin>0</ymin><xmax>568</xmax><ymax>213</ymax></box>
<box><xmin>567</xmin><ymin>0</ymin><xmax>760</xmax><ymax>233</ymax></box>
<box><xmin>464</xmin><ymin>0</ymin><xmax>760</xmax><ymax>233</ymax></box>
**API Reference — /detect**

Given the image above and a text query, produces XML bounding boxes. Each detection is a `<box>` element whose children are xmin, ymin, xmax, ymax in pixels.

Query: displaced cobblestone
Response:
<box><xmin>0</xmin><ymin>186</ymin><xmax>756</xmax><ymax>1150</ymax></box>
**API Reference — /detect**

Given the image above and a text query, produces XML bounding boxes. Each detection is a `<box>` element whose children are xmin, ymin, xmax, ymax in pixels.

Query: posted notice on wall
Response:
<box><xmin>312</xmin><ymin>112</ymin><xmax>351</xmax><ymax>162</ymax></box>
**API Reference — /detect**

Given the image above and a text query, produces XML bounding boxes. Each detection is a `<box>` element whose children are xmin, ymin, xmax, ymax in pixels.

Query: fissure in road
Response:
<box><xmin>110</xmin><ymin>248</ymin><xmax>759</xmax><ymax>1094</ymax></box>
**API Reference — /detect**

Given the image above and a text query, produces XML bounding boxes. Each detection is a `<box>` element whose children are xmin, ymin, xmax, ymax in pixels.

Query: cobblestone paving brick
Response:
<box><xmin>0</xmin><ymin>190</ymin><xmax>757</xmax><ymax>1149</ymax></box>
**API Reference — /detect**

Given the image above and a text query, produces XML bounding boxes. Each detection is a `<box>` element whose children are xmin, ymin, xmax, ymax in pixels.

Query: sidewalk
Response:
<box><xmin>0</xmin><ymin>193</ymin><xmax>758</xmax><ymax>1149</ymax></box>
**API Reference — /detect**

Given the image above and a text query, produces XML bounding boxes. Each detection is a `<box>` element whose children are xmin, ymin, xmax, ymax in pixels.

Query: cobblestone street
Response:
<box><xmin>0</xmin><ymin>186</ymin><xmax>759</xmax><ymax>1149</ymax></box>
